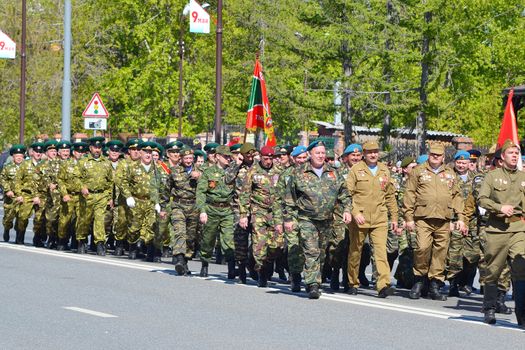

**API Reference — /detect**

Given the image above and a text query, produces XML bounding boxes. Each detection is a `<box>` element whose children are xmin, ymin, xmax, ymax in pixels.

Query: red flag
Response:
<box><xmin>497</xmin><ymin>89</ymin><xmax>519</xmax><ymax>148</ymax></box>
<box><xmin>245</xmin><ymin>59</ymin><xmax>276</xmax><ymax>146</ymax></box>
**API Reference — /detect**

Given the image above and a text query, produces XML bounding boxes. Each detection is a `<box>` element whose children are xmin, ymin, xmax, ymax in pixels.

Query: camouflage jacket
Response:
<box><xmin>14</xmin><ymin>159</ymin><xmax>42</xmax><ymax>198</ymax></box>
<box><xmin>225</xmin><ymin>161</ymin><xmax>254</xmax><ymax>213</ymax></box>
<box><xmin>196</xmin><ymin>163</ymin><xmax>235</xmax><ymax>213</ymax></box>
<box><xmin>78</xmin><ymin>154</ymin><xmax>114</xmax><ymax>195</ymax></box>
<box><xmin>276</xmin><ymin>165</ymin><xmax>295</xmax><ymax>218</ymax></box>
<box><xmin>121</xmin><ymin>161</ymin><xmax>163</xmax><ymax>203</ymax></box>
<box><xmin>161</xmin><ymin>164</ymin><xmax>198</xmax><ymax>210</ymax></box>
<box><xmin>57</xmin><ymin>158</ymin><xmax>82</xmax><ymax>197</ymax></box>
<box><xmin>115</xmin><ymin>158</ymin><xmax>139</xmax><ymax>202</ymax></box>
<box><xmin>284</xmin><ymin>162</ymin><xmax>351</xmax><ymax>221</ymax></box>
<box><xmin>239</xmin><ymin>162</ymin><xmax>283</xmax><ymax>222</ymax></box>
<box><xmin>38</xmin><ymin>158</ymin><xmax>62</xmax><ymax>200</ymax></box>
<box><xmin>0</xmin><ymin>162</ymin><xmax>21</xmax><ymax>193</ymax></box>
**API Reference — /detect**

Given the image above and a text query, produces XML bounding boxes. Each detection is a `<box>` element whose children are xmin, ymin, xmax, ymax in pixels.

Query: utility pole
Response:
<box><xmin>61</xmin><ymin>0</ymin><xmax>72</xmax><ymax>141</ymax></box>
<box><xmin>214</xmin><ymin>0</ymin><xmax>223</xmax><ymax>144</ymax></box>
<box><xmin>19</xmin><ymin>0</ymin><xmax>27</xmax><ymax>144</ymax></box>
<box><xmin>178</xmin><ymin>19</ymin><xmax>184</xmax><ymax>138</ymax></box>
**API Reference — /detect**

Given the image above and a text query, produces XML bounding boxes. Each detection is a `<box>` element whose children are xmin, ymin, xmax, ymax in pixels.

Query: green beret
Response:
<box><xmin>106</xmin><ymin>140</ymin><xmax>124</xmax><ymax>152</ymax></box>
<box><xmin>230</xmin><ymin>144</ymin><xmax>242</xmax><ymax>153</ymax></box>
<box><xmin>215</xmin><ymin>145</ymin><xmax>232</xmax><ymax>156</ymax></box>
<box><xmin>204</xmin><ymin>142</ymin><xmax>219</xmax><ymax>153</ymax></box>
<box><xmin>10</xmin><ymin>144</ymin><xmax>26</xmax><ymax>156</ymax></box>
<box><xmin>126</xmin><ymin>138</ymin><xmax>142</xmax><ymax>149</ymax></box>
<box><xmin>306</xmin><ymin>140</ymin><xmax>326</xmax><ymax>152</ymax></box>
<box><xmin>194</xmin><ymin>149</ymin><xmax>206</xmax><ymax>160</ymax></box>
<box><xmin>30</xmin><ymin>142</ymin><xmax>45</xmax><ymax>153</ymax></box>
<box><xmin>44</xmin><ymin>140</ymin><xmax>58</xmax><ymax>150</ymax></box>
<box><xmin>276</xmin><ymin>145</ymin><xmax>293</xmax><ymax>155</ymax></box>
<box><xmin>240</xmin><ymin>143</ymin><xmax>256</xmax><ymax>155</ymax></box>
<box><xmin>400</xmin><ymin>156</ymin><xmax>416</xmax><ymax>168</ymax></box>
<box><xmin>152</xmin><ymin>142</ymin><xmax>164</xmax><ymax>155</ymax></box>
<box><xmin>326</xmin><ymin>149</ymin><xmax>335</xmax><ymax>159</ymax></box>
<box><xmin>57</xmin><ymin>141</ymin><xmax>72</xmax><ymax>150</ymax></box>
<box><xmin>165</xmin><ymin>141</ymin><xmax>181</xmax><ymax>153</ymax></box>
<box><xmin>88</xmin><ymin>136</ymin><xmax>105</xmax><ymax>147</ymax></box>
<box><xmin>72</xmin><ymin>142</ymin><xmax>89</xmax><ymax>153</ymax></box>
<box><xmin>139</xmin><ymin>141</ymin><xmax>157</xmax><ymax>151</ymax></box>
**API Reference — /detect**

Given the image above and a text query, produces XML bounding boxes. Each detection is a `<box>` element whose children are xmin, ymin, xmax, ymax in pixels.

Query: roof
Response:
<box><xmin>311</xmin><ymin>121</ymin><xmax>466</xmax><ymax>138</ymax></box>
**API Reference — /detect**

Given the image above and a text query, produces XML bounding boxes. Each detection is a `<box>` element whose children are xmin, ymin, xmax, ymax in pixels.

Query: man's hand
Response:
<box><xmin>406</xmin><ymin>221</ymin><xmax>415</xmax><ymax>232</ymax></box>
<box><xmin>235</xmin><ymin>155</ymin><xmax>243</xmax><ymax>165</ymax></box>
<box><xmin>275</xmin><ymin>224</ymin><xmax>283</xmax><ymax>235</ymax></box>
<box><xmin>343</xmin><ymin>212</ymin><xmax>352</xmax><ymax>224</ymax></box>
<box><xmin>63</xmin><ymin>195</ymin><xmax>71</xmax><ymax>202</ymax></box>
<box><xmin>49</xmin><ymin>183</ymin><xmax>57</xmax><ymax>191</ymax></box>
<box><xmin>390</xmin><ymin>221</ymin><xmax>398</xmax><ymax>233</ymax></box>
<box><xmin>456</xmin><ymin>220</ymin><xmax>467</xmax><ymax>235</ymax></box>
<box><xmin>81</xmin><ymin>188</ymin><xmax>90</xmax><ymax>196</ymax></box>
<box><xmin>284</xmin><ymin>221</ymin><xmax>294</xmax><ymax>232</ymax></box>
<box><xmin>500</xmin><ymin>205</ymin><xmax>514</xmax><ymax>217</ymax></box>
<box><xmin>109</xmin><ymin>199</ymin><xmax>114</xmax><ymax>209</ymax></box>
<box><xmin>200</xmin><ymin>212</ymin><xmax>208</xmax><ymax>225</ymax></box>
<box><xmin>16</xmin><ymin>196</ymin><xmax>24</xmax><ymax>203</ymax></box>
<box><xmin>191</xmin><ymin>171</ymin><xmax>201</xmax><ymax>179</ymax></box>
<box><xmin>354</xmin><ymin>214</ymin><xmax>365</xmax><ymax>225</ymax></box>
<box><xmin>239</xmin><ymin>217</ymin><xmax>248</xmax><ymax>229</ymax></box>
<box><xmin>160</xmin><ymin>211</ymin><xmax>167</xmax><ymax>220</ymax></box>
<box><xmin>6</xmin><ymin>191</ymin><xmax>14</xmax><ymax>198</ymax></box>
<box><xmin>32</xmin><ymin>197</ymin><xmax>41</xmax><ymax>206</ymax></box>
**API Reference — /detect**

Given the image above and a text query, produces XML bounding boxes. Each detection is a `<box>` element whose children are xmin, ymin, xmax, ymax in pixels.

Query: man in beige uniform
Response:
<box><xmin>478</xmin><ymin>139</ymin><xmax>525</xmax><ymax>326</ymax></box>
<box><xmin>403</xmin><ymin>142</ymin><xmax>466</xmax><ymax>301</ymax></box>
<box><xmin>346</xmin><ymin>141</ymin><xmax>398</xmax><ymax>297</ymax></box>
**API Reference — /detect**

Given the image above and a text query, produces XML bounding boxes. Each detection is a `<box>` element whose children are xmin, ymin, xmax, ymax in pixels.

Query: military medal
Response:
<box><xmin>208</xmin><ymin>180</ymin><xmax>216</xmax><ymax>189</ymax></box>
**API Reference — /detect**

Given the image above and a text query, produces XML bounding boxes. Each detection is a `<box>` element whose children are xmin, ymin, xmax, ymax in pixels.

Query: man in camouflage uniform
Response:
<box><xmin>153</xmin><ymin>143</ymin><xmax>172</xmax><ymax>257</ymax></box>
<box><xmin>114</xmin><ymin>138</ymin><xmax>142</xmax><ymax>256</ymax></box>
<box><xmin>227</xmin><ymin>143</ymin><xmax>257</xmax><ymax>283</ymax></box>
<box><xmin>161</xmin><ymin>146</ymin><xmax>201</xmax><ymax>275</ymax></box>
<box><xmin>14</xmin><ymin>142</ymin><xmax>46</xmax><ymax>246</ymax></box>
<box><xmin>284</xmin><ymin>140</ymin><xmax>351</xmax><ymax>299</ymax></box>
<box><xmin>121</xmin><ymin>141</ymin><xmax>163</xmax><ymax>261</ymax></box>
<box><xmin>77</xmin><ymin>137</ymin><xmax>114</xmax><ymax>256</ymax></box>
<box><xmin>104</xmin><ymin>140</ymin><xmax>124</xmax><ymax>251</ymax></box>
<box><xmin>202</xmin><ymin>142</ymin><xmax>219</xmax><ymax>169</ymax></box>
<box><xmin>346</xmin><ymin>141</ymin><xmax>398</xmax><ymax>298</ymax></box>
<box><xmin>56</xmin><ymin>142</ymin><xmax>87</xmax><ymax>250</ymax></box>
<box><xmin>239</xmin><ymin>146</ymin><xmax>284</xmax><ymax>287</ymax></box>
<box><xmin>165</xmin><ymin>141</ymin><xmax>182</xmax><ymax>169</ymax></box>
<box><xmin>478</xmin><ymin>139</ymin><xmax>525</xmax><ymax>326</ymax></box>
<box><xmin>277</xmin><ymin>145</ymin><xmax>308</xmax><ymax>292</ymax></box>
<box><xmin>196</xmin><ymin>145</ymin><xmax>236</xmax><ymax>278</ymax></box>
<box><xmin>403</xmin><ymin>142</ymin><xmax>466</xmax><ymax>301</ymax></box>
<box><xmin>0</xmin><ymin>144</ymin><xmax>26</xmax><ymax>243</ymax></box>
<box><xmin>446</xmin><ymin>150</ymin><xmax>480</xmax><ymax>297</ymax></box>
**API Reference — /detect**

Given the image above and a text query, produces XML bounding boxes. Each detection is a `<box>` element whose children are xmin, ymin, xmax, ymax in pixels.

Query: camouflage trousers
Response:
<box><xmin>45</xmin><ymin>191</ymin><xmax>61</xmax><ymax>240</ymax></box>
<box><xmin>158</xmin><ymin>214</ymin><xmax>171</xmax><ymax>248</ymax></box>
<box><xmin>127</xmin><ymin>199</ymin><xmax>157</xmax><ymax>245</ymax></box>
<box><xmin>170</xmin><ymin>203</ymin><xmax>200</xmax><ymax>258</ymax></box>
<box><xmin>2</xmin><ymin>196</ymin><xmax>18</xmax><ymax>231</ymax></box>
<box><xmin>233</xmin><ymin>209</ymin><xmax>250</xmax><ymax>263</ymax></box>
<box><xmin>478</xmin><ymin>227</ymin><xmax>511</xmax><ymax>291</ymax></box>
<box><xmin>298</xmin><ymin>216</ymin><xmax>332</xmax><ymax>286</ymax></box>
<box><xmin>251</xmin><ymin>210</ymin><xmax>284</xmax><ymax>271</ymax></box>
<box><xmin>328</xmin><ymin>216</ymin><xmax>348</xmax><ymax>270</ymax></box>
<box><xmin>446</xmin><ymin>229</ymin><xmax>481</xmax><ymax>280</ymax></box>
<box><xmin>16</xmin><ymin>195</ymin><xmax>46</xmax><ymax>239</ymax></box>
<box><xmin>77</xmin><ymin>192</ymin><xmax>111</xmax><ymax>244</ymax></box>
<box><xmin>284</xmin><ymin>218</ymin><xmax>304</xmax><ymax>274</ymax></box>
<box><xmin>200</xmin><ymin>205</ymin><xmax>234</xmax><ymax>263</ymax></box>
<box><xmin>57</xmin><ymin>195</ymin><xmax>79</xmax><ymax>240</ymax></box>
<box><xmin>104</xmin><ymin>202</ymin><xmax>131</xmax><ymax>243</ymax></box>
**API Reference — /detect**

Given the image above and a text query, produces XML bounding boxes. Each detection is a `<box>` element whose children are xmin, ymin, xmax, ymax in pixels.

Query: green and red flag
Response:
<box><xmin>246</xmin><ymin>59</ymin><xmax>276</xmax><ymax>146</ymax></box>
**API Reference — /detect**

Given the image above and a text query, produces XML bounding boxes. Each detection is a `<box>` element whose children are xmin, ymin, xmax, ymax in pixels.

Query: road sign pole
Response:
<box><xmin>19</xmin><ymin>0</ymin><xmax>27</xmax><ymax>144</ymax></box>
<box><xmin>61</xmin><ymin>0</ymin><xmax>72</xmax><ymax>141</ymax></box>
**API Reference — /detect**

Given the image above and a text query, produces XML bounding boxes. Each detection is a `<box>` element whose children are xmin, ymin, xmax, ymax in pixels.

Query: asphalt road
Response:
<box><xmin>0</xmin><ymin>206</ymin><xmax>524</xmax><ymax>349</ymax></box>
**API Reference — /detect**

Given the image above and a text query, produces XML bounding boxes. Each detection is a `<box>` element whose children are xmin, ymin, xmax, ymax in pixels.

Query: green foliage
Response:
<box><xmin>1</xmin><ymin>0</ymin><xmax>524</xmax><ymax>149</ymax></box>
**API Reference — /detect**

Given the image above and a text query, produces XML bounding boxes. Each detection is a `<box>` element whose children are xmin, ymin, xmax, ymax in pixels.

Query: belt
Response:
<box><xmin>89</xmin><ymin>189</ymin><xmax>107</xmax><ymax>194</ymax></box>
<box><xmin>22</xmin><ymin>189</ymin><xmax>32</xmax><ymax>195</ymax></box>
<box><xmin>209</xmin><ymin>202</ymin><xmax>230</xmax><ymax>208</ymax></box>
<box><xmin>491</xmin><ymin>214</ymin><xmax>524</xmax><ymax>223</ymax></box>
<box><xmin>174</xmin><ymin>198</ymin><xmax>195</xmax><ymax>205</ymax></box>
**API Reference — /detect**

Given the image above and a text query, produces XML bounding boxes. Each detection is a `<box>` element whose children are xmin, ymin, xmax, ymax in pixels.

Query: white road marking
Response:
<box><xmin>63</xmin><ymin>306</ymin><xmax>117</xmax><ymax>318</ymax></box>
<box><xmin>2</xmin><ymin>242</ymin><xmax>522</xmax><ymax>333</ymax></box>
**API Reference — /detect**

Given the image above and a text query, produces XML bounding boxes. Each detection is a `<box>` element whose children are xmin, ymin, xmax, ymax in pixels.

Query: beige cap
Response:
<box><xmin>501</xmin><ymin>139</ymin><xmax>519</xmax><ymax>153</ymax></box>
<box><xmin>428</xmin><ymin>142</ymin><xmax>445</xmax><ymax>155</ymax></box>
<box><xmin>362</xmin><ymin>141</ymin><xmax>380</xmax><ymax>151</ymax></box>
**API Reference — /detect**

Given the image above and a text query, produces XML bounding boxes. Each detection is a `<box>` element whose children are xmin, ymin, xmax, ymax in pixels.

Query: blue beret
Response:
<box><xmin>291</xmin><ymin>145</ymin><xmax>307</xmax><ymax>157</ymax></box>
<box><xmin>454</xmin><ymin>150</ymin><xmax>470</xmax><ymax>161</ymax></box>
<box><xmin>343</xmin><ymin>143</ymin><xmax>363</xmax><ymax>155</ymax></box>
<box><xmin>416</xmin><ymin>155</ymin><xmax>428</xmax><ymax>164</ymax></box>
<box><xmin>306</xmin><ymin>140</ymin><xmax>326</xmax><ymax>152</ymax></box>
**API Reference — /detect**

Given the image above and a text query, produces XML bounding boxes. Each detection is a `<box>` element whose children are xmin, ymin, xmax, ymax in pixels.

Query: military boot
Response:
<box><xmin>514</xmin><ymin>280</ymin><xmax>525</xmax><ymax>327</ymax></box>
<box><xmin>183</xmin><ymin>257</ymin><xmax>191</xmax><ymax>275</ymax></box>
<box><xmin>174</xmin><ymin>254</ymin><xmax>186</xmax><ymax>276</ymax></box>
<box><xmin>330</xmin><ymin>268</ymin><xmax>340</xmax><ymax>292</ymax></box>
<box><xmin>291</xmin><ymin>273</ymin><xmax>302</xmax><ymax>293</ymax></box>
<box><xmin>227</xmin><ymin>260</ymin><xmax>236</xmax><ymax>280</ymax></box>
<box><xmin>200</xmin><ymin>261</ymin><xmax>209</xmax><ymax>277</ymax></box>
<box><xmin>448</xmin><ymin>278</ymin><xmax>460</xmax><ymax>297</ymax></box>
<box><xmin>128</xmin><ymin>244</ymin><xmax>138</xmax><ymax>260</ymax></box>
<box><xmin>3</xmin><ymin>229</ymin><xmax>9</xmax><ymax>242</ymax></box>
<box><xmin>96</xmin><ymin>242</ymin><xmax>106</xmax><ymax>256</ymax></box>
<box><xmin>495</xmin><ymin>290</ymin><xmax>512</xmax><ymax>314</ymax></box>
<box><xmin>57</xmin><ymin>239</ymin><xmax>67</xmax><ymax>251</ymax></box>
<box><xmin>409</xmin><ymin>276</ymin><xmax>424</xmax><ymax>299</ymax></box>
<box><xmin>114</xmin><ymin>240</ymin><xmax>124</xmax><ymax>256</ymax></box>
<box><xmin>145</xmin><ymin>243</ymin><xmax>155</xmax><ymax>262</ymax></box>
<box><xmin>429</xmin><ymin>279</ymin><xmax>447</xmax><ymax>301</ymax></box>
<box><xmin>15</xmin><ymin>230</ymin><xmax>25</xmax><ymax>245</ymax></box>
<box><xmin>238</xmin><ymin>262</ymin><xmax>247</xmax><ymax>284</ymax></box>
<box><xmin>77</xmin><ymin>240</ymin><xmax>87</xmax><ymax>254</ymax></box>
<box><xmin>483</xmin><ymin>284</ymin><xmax>498</xmax><ymax>324</ymax></box>
<box><xmin>308</xmin><ymin>283</ymin><xmax>321</xmax><ymax>299</ymax></box>
<box><xmin>258</xmin><ymin>265</ymin><xmax>268</xmax><ymax>288</ymax></box>
<box><xmin>162</xmin><ymin>246</ymin><xmax>171</xmax><ymax>258</ymax></box>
